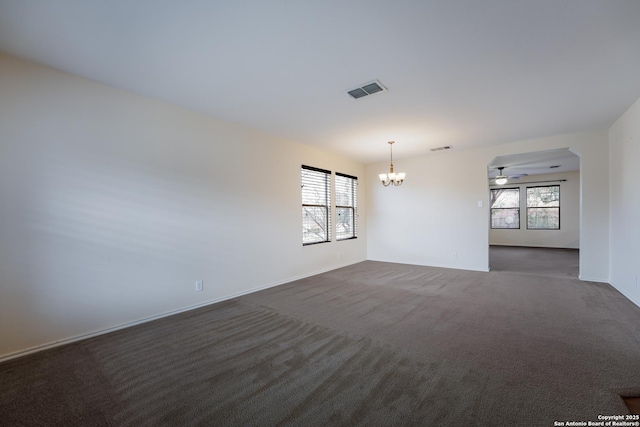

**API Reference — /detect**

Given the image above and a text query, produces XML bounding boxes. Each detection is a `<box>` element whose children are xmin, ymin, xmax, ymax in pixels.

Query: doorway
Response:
<box><xmin>487</xmin><ymin>148</ymin><xmax>581</xmax><ymax>277</ymax></box>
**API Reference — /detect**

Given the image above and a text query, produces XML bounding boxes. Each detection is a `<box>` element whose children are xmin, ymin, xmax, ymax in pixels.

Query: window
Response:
<box><xmin>335</xmin><ymin>173</ymin><xmax>357</xmax><ymax>240</ymax></box>
<box><xmin>490</xmin><ymin>188</ymin><xmax>520</xmax><ymax>229</ymax></box>
<box><xmin>527</xmin><ymin>185</ymin><xmax>560</xmax><ymax>229</ymax></box>
<box><xmin>301</xmin><ymin>165</ymin><xmax>331</xmax><ymax>245</ymax></box>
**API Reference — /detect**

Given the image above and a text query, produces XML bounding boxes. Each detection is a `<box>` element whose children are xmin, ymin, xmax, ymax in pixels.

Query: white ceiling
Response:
<box><xmin>1</xmin><ymin>1</ymin><xmax>639</xmax><ymax>164</ymax></box>
<box><xmin>488</xmin><ymin>148</ymin><xmax>580</xmax><ymax>179</ymax></box>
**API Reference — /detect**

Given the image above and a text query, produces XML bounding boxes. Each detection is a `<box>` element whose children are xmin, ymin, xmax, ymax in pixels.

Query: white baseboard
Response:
<box><xmin>578</xmin><ymin>275</ymin><xmax>610</xmax><ymax>283</ymax></box>
<box><xmin>0</xmin><ymin>260</ymin><xmax>364</xmax><ymax>363</ymax></box>
<box><xmin>609</xmin><ymin>280</ymin><xmax>640</xmax><ymax>309</ymax></box>
<box><xmin>367</xmin><ymin>257</ymin><xmax>490</xmax><ymax>273</ymax></box>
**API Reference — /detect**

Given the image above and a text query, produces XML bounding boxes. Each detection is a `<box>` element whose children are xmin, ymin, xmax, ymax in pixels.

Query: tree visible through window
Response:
<box><xmin>335</xmin><ymin>173</ymin><xmax>357</xmax><ymax>240</ymax></box>
<box><xmin>527</xmin><ymin>185</ymin><xmax>560</xmax><ymax>229</ymax></box>
<box><xmin>490</xmin><ymin>188</ymin><xmax>520</xmax><ymax>229</ymax></box>
<box><xmin>302</xmin><ymin>165</ymin><xmax>331</xmax><ymax>245</ymax></box>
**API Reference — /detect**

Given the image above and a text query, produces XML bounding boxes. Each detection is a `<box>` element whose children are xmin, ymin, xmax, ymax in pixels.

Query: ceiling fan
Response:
<box><xmin>491</xmin><ymin>166</ymin><xmax>528</xmax><ymax>185</ymax></box>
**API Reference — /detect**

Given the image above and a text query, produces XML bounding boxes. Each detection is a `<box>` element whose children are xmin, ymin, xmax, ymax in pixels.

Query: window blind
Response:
<box><xmin>301</xmin><ymin>165</ymin><xmax>331</xmax><ymax>245</ymax></box>
<box><xmin>335</xmin><ymin>172</ymin><xmax>357</xmax><ymax>240</ymax></box>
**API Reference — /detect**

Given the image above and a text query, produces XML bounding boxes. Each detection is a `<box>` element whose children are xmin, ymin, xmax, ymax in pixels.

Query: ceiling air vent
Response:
<box><xmin>347</xmin><ymin>80</ymin><xmax>387</xmax><ymax>99</ymax></box>
<box><xmin>430</xmin><ymin>145</ymin><xmax>453</xmax><ymax>152</ymax></box>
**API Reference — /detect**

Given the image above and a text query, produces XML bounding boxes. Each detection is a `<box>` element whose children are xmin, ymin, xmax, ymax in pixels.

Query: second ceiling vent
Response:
<box><xmin>347</xmin><ymin>80</ymin><xmax>387</xmax><ymax>99</ymax></box>
<box><xmin>430</xmin><ymin>145</ymin><xmax>453</xmax><ymax>152</ymax></box>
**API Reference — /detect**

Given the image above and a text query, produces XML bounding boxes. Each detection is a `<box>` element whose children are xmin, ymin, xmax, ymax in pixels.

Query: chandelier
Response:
<box><xmin>378</xmin><ymin>141</ymin><xmax>406</xmax><ymax>186</ymax></box>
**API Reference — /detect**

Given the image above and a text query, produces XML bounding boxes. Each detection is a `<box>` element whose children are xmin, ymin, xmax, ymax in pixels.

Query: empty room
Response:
<box><xmin>1</xmin><ymin>1</ymin><xmax>640</xmax><ymax>426</ymax></box>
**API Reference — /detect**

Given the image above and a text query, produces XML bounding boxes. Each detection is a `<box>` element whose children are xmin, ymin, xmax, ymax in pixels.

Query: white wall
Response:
<box><xmin>366</xmin><ymin>148</ymin><xmax>490</xmax><ymax>271</ymax></box>
<box><xmin>489</xmin><ymin>171</ymin><xmax>580</xmax><ymax>249</ymax></box>
<box><xmin>0</xmin><ymin>54</ymin><xmax>367</xmax><ymax>359</ymax></box>
<box><xmin>367</xmin><ymin>130</ymin><xmax>609</xmax><ymax>281</ymax></box>
<box><xmin>609</xmin><ymin>96</ymin><xmax>640</xmax><ymax>307</ymax></box>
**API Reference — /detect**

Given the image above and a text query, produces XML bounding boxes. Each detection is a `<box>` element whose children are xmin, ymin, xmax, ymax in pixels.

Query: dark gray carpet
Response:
<box><xmin>489</xmin><ymin>245</ymin><xmax>579</xmax><ymax>278</ymax></box>
<box><xmin>2</xmin><ymin>254</ymin><xmax>640</xmax><ymax>426</ymax></box>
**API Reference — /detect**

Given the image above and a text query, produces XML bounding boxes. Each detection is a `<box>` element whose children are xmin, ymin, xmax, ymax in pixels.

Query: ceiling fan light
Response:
<box><xmin>495</xmin><ymin>176</ymin><xmax>508</xmax><ymax>185</ymax></box>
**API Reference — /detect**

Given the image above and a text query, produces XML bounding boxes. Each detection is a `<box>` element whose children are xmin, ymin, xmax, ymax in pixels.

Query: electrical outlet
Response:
<box><xmin>195</xmin><ymin>280</ymin><xmax>203</xmax><ymax>292</ymax></box>
<box><xmin>452</xmin><ymin>252</ymin><xmax>458</xmax><ymax>259</ymax></box>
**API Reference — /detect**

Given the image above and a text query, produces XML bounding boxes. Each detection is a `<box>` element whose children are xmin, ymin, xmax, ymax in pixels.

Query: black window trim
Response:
<box><xmin>302</xmin><ymin>165</ymin><xmax>331</xmax><ymax>246</ymax></box>
<box><xmin>490</xmin><ymin>187</ymin><xmax>521</xmax><ymax>230</ymax></box>
<box><xmin>302</xmin><ymin>164</ymin><xmax>331</xmax><ymax>175</ymax></box>
<box><xmin>526</xmin><ymin>184</ymin><xmax>561</xmax><ymax>230</ymax></box>
<box><xmin>335</xmin><ymin>172</ymin><xmax>358</xmax><ymax>241</ymax></box>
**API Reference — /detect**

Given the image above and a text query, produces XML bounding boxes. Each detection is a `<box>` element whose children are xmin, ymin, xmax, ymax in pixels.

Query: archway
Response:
<box><xmin>487</xmin><ymin>148</ymin><xmax>581</xmax><ymax>277</ymax></box>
